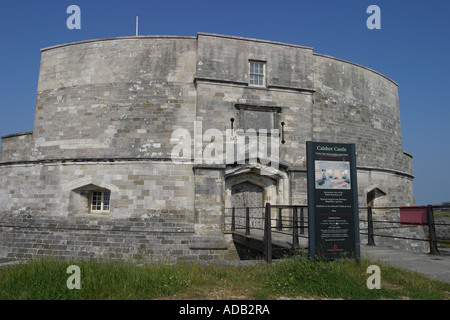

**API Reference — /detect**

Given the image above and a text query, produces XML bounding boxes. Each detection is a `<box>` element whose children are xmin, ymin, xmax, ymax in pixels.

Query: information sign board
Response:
<box><xmin>306</xmin><ymin>141</ymin><xmax>360</xmax><ymax>260</ymax></box>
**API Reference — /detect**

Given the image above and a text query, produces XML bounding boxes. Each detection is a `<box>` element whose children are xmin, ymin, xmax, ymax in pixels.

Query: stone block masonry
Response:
<box><xmin>0</xmin><ymin>161</ymin><xmax>195</xmax><ymax>217</ymax></box>
<box><xmin>0</xmin><ymin>211</ymin><xmax>236</xmax><ymax>262</ymax></box>
<box><xmin>0</xmin><ymin>33</ymin><xmax>420</xmax><ymax>261</ymax></box>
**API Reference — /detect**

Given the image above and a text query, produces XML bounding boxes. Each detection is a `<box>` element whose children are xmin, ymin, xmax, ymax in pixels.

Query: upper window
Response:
<box><xmin>249</xmin><ymin>61</ymin><xmax>265</xmax><ymax>86</ymax></box>
<box><xmin>90</xmin><ymin>191</ymin><xmax>111</xmax><ymax>213</ymax></box>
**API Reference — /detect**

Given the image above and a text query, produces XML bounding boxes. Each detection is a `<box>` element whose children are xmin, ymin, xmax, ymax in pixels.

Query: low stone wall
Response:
<box><xmin>0</xmin><ymin>211</ymin><xmax>237</xmax><ymax>263</ymax></box>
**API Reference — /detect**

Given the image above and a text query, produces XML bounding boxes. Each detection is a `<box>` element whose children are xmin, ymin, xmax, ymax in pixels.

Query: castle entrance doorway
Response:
<box><xmin>231</xmin><ymin>181</ymin><xmax>264</xmax><ymax>229</ymax></box>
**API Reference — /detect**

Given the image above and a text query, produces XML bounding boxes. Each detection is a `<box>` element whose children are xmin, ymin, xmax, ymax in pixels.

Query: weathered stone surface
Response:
<box><xmin>0</xmin><ymin>33</ymin><xmax>418</xmax><ymax>261</ymax></box>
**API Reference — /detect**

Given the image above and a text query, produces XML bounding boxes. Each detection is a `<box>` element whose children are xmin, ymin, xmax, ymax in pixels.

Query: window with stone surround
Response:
<box><xmin>249</xmin><ymin>61</ymin><xmax>265</xmax><ymax>86</ymax></box>
<box><xmin>90</xmin><ymin>191</ymin><xmax>111</xmax><ymax>213</ymax></box>
<box><xmin>67</xmin><ymin>180</ymin><xmax>116</xmax><ymax>216</ymax></box>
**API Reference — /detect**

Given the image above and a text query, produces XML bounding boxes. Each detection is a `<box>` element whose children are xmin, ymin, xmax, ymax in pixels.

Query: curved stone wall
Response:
<box><xmin>33</xmin><ymin>36</ymin><xmax>197</xmax><ymax>161</ymax></box>
<box><xmin>313</xmin><ymin>53</ymin><xmax>412</xmax><ymax>176</ymax></box>
<box><xmin>0</xmin><ymin>33</ymin><xmax>421</xmax><ymax>260</ymax></box>
<box><xmin>3</xmin><ymin>34</ymin><xmax>412</xmax><ymax>178</ymax></box>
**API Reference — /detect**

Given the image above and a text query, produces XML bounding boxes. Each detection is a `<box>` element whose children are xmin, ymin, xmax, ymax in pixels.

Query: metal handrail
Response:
<box><xmin>223</xmin><ymin>203</ymin><xmax>449</xmax><ymax>261</ymax></box>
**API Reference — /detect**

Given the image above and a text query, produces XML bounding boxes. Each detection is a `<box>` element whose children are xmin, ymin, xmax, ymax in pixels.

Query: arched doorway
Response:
<box><xmin>366</xmin><ymin>187</ymin><xmax>387</xmax><ymax>217</ymax></box>
<box><xmin>366</xmin><ymin>187</ymin><xmax>387</xmax><ymax>208</ymax></box>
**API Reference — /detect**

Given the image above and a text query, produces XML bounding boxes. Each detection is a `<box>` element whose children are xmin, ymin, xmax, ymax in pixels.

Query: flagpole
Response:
<box><xmin>136</xmin><ymin>15</ymin><xmax>139</xmax><ymax>36</ymax></box>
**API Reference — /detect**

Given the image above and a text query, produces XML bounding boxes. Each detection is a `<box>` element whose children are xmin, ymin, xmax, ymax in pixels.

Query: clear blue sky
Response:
<box><xmin>0</xmin><ymin>0</ymin><xmax>449</xmax><ymax>205</ymax></box>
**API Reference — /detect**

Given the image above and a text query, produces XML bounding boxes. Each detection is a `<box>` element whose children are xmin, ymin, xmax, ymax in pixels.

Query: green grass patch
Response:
<box><xmin>434</xmin><ymin>210</ymin><xmax>450</xmax><ymax>218</ymax></box>
<box><xmin>0</xmin><ymin>256</ymin><xmax>449</xmax><ymax>300</ymax></box>
<box><xmin>251</xmin><ymin>257</ymin><xmax>450</xmax><ymax>300</ymax></box>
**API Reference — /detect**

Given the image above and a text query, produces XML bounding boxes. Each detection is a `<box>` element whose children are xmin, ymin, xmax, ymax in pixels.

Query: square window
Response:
<box><xmin>90</xmin><ymin>191</ymin><xmax>111</xmax><ymax>213</ymax></box>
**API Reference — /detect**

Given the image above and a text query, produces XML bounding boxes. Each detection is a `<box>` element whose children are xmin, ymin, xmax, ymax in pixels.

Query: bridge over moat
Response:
<box><xmin>224</xmin><ymin>204</ymin><xmax>310</xmax><ymax>262</ymax></box>
<box><xmin>231</xmin><ymin>229</ymin><xmax>309</xmax><ymax>260</ymax></box>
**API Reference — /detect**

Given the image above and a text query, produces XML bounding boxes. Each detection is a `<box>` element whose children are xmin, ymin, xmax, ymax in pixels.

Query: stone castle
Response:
<box><xmin>0</xmin><ymin>33</ymin><xmax>420</xmax><ymax>262</ymax></box>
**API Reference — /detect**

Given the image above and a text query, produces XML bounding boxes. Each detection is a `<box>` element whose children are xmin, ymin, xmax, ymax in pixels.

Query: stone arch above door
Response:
<box><xmin>224</xmin><ymin>163</ymin><xmax>289</xmax><ymax>210</ymax></box>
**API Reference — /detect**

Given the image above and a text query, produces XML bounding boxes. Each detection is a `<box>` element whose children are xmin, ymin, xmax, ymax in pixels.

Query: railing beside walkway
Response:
<box><xmin>360</xmin><ymin>205</ymin><xmax>450</xmax><ymax>255</ymax></box>
<box><xmin>224</xmin><ymin>203</ymin><xmax>450</xmax><ymax>263</ymax></box>
<box><xmin>224</xmin><ymin>204</ymin><xmax>308</xmax><ymax>263</ymax></box>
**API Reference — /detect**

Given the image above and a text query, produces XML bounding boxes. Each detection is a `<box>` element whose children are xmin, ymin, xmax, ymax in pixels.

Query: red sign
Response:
<box><xmin>400</xmin><ymin>206</ymin><xmax>428</xmax><ymax>225</ymax></box>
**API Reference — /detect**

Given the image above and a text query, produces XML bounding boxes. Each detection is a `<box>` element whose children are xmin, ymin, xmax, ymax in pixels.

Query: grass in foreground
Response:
<box><xmin>0</xmin><ymin>256</ymin><xmax>449</xmax><ymax>300</ymax></box>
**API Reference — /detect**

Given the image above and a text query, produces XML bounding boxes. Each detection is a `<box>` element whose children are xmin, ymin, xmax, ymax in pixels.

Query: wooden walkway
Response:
<box><xmin>231</xmin><ymin>229</ymin><xmax>309</xmax><ymax>259</ymax></box>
